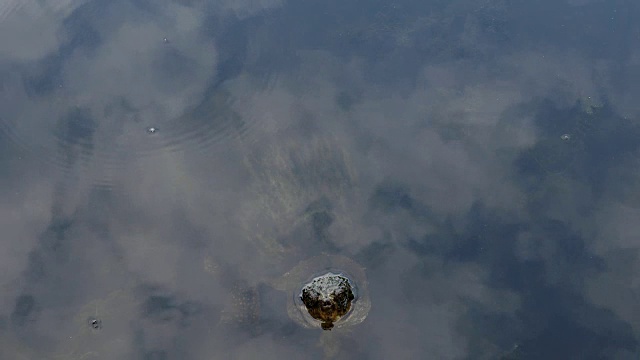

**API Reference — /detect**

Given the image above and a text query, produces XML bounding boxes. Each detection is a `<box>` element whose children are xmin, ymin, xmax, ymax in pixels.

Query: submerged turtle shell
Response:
<box><xmin>273</xmin><ymin>254</ymin><xmax>370</xmax><ymax>330</ymax></box>
<box><xmin>238</xmin><ymin>135</ymin><xmax>357</xmax><ymax>263</ymax></box>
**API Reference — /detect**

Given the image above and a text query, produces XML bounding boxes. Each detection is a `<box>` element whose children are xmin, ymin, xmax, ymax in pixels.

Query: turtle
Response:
<box><xmin>271</xmin><ymin>253</ymin><xmax>371</xmax><ymax>331</ymax></box>
<box><xmin>269</xmin><ymin>253</ymin><xmax>371</xmax><ymax>359</ymax></box>
<box><xmin>299</xmin><ymin>272</ymin><xmax>355</xmax><ymax>331</ymax></box>
<box><xmin>196</xmin><ymin>119</ymin><xmax>371</xmax><ymax>359</ymax></box>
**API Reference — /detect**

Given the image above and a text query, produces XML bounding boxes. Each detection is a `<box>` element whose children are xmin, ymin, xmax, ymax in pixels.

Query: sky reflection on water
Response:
<box><xmin>1</xmin><ymin>0</ymin><xmax>640</xmax><ymax>359</ymax></box>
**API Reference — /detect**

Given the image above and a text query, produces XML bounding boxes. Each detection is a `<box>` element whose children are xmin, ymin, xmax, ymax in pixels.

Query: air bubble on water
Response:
<box><xmin>560</xmin><ymin>134</ymin><xmax>571</xmax><ymax>141</ymax></box>
<box><xmin>88</xmin><ymin>317</ymin><xmax>102</xmax><ymax>330</ymax></box>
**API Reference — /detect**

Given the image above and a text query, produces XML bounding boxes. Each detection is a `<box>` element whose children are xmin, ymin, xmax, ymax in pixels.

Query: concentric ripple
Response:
<box><xmin>0</xmin><ymin>87</ymin><xmax>259</xmax><ymax>188</ymax></box>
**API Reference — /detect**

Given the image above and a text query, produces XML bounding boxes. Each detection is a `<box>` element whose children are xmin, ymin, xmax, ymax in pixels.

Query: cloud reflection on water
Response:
<box><xmin>1</xmin><ymin>0</ymin><xmax>640</xmax><ymax>359</ymax></box>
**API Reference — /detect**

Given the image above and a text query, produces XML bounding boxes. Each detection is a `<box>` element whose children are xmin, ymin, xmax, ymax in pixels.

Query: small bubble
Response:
<box><xmin>560</xmin><ymin>134</ymin><xmax>571</xmax><ymax>141</ymax></box>
<box><xmin>163</xmin><ymin>37</ymin><xmax>169</xmax><ymax>44</ymax></box>
<box><xmin>88</xmin><ymin>317</ymin><xmax>102</xmax><ymax>330</ymax></box>
<box><xmin>146</xmin><ymin>127</ymin><xmax>158</xmax><ymax>134</ymax></box>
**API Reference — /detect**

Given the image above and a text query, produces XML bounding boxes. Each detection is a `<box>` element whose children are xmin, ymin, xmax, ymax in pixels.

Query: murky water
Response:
<box><xmin>1</xmin><ymin>1</ymin><xmax>640</xmax><ymax>359</ymax></box>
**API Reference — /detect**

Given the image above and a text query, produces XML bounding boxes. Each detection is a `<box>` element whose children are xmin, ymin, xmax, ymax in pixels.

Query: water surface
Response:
<box><xmin>1</xmin><ymin>0</ymin><xmax>640</xmax><ymax>359</ymax></box>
